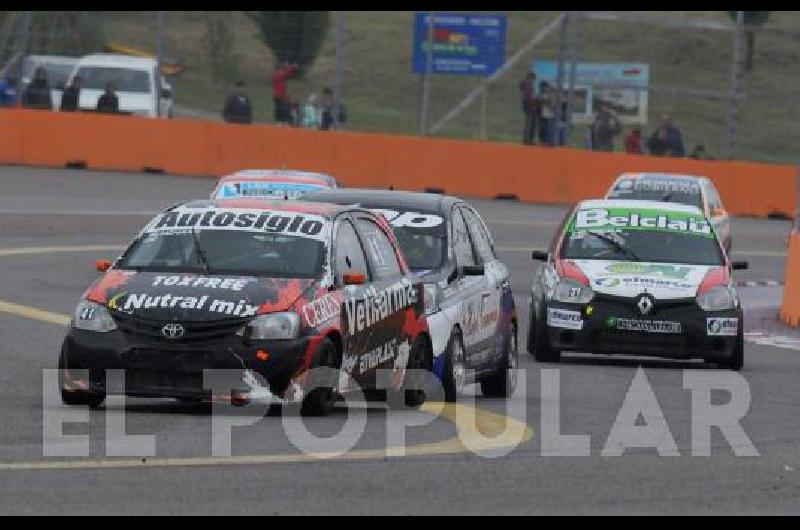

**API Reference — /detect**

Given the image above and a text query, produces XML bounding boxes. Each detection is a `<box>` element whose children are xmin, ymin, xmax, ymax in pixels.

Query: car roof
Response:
<box><xmin>26</xmin><ymin>55</ymin><xmax>79</xmax><ymax>65</ymax></box>
<box><xmin>577</xmin><ymin>199</ymin><xmax>706</xmax><ymax>216</ymax></box>
<box><xmin>219</xmin><ymin>170</ymin><xmax>335</xmax><ymax>185</ymax></box>
<box><xmin>74</xmin><ymin>54</ymin><xmax>157</xmax><ymax>69</ymax></box>
<box><xmin>617</xmin><ymin>172</ymin><xmax>708</xmax><ymax>182</ymax></box>
<box><xmin>172</xmin><ymin>198</ymin><xmax>360</xmax><ymax>219</ymax></box>
<box><xmin>302</xmin><ymin>188</ymin><xmax>462</xmax><ymax>213</ymax></box>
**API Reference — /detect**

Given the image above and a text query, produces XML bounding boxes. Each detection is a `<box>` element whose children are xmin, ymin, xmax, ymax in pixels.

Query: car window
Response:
<box><xmin>451</xmin><ymin>207</ymin><xmax>477</xmax><ymax>267</ymax></box>
<box><xmin>706</xmin><ymin>181</ymin><xmax>723</xmax><ymax>211</ymax></box>
<box><xmin>335</xmin><ymin>220</ymin><xmax>370</xmax><ymax>284</ymax></box>
<box><xmin>460</xmin><ymin>207</ymin><xmax>495</xmax><ymax>264</ymax></box>
<box><xmin>355</xmin><ymin>218</ymin><xmax>403</xmax><ymax>281</ymax></box>
<box><xmin>76</xmin><ymin>66</ymin><xmax>152</xmax><ymax>94</ymax></box>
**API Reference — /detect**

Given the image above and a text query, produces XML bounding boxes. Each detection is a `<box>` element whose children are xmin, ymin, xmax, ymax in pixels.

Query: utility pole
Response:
<box><xmin>565</xmin><ymin>11</ymin><xmax>582</xmax><ymax>146</ymax></box>
<box><xmin>156</xmin><ymin>11</ymin><xmax>165</xmax><ymax>118</ymax></box>
<box><xmin>551</xmin><ymin>12</ymin><xmax>569</xmax><ymax>145</ymax></box>
<box><xmin>333</xmin><ymin>11</ymin><xmax>345</xmax><ymax>129</ymax></box>
<box><xmin>419</xmin><ymin>12</ymin><xmax>435</xmax><ymax>135</ymax></box>
<box><xmin>16</xmin><ymin>11</ymin><xmax>32</xmax><ymax>107</ymax></box>
<box><xmin>724</xmin><ymin>10</ymin><xmax>744</xmax><ymax>160</ymax></box>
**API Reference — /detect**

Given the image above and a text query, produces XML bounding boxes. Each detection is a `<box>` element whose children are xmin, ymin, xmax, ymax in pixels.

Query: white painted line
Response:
<box><xmin>0</xmin><ymin>245</ymin><xmax>125</xmax><ymax>258</ymax></box>
<box><xmin>0</xmin><ymin>208</ymin><xmax>159</xmax><ymax>216</ymax></box>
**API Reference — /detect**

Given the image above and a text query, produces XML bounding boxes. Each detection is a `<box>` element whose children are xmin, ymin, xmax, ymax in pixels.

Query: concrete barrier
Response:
<box><xmin>0</xmin><ymin>109</ymin><xmax>797</xmax><ymax>218</ymax></box>
<box><xmin>781</xmin><ymin>230</ymin><xmax>800</xmax><ymax>327</ymax></box>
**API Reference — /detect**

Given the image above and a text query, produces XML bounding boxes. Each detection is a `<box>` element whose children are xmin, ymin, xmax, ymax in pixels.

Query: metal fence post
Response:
<box><xmin>565</xmin><ymin>11</ymin><xmax>581</xmax><ymax>146</ymax></box>
<box><xmin>419</xmin><ymin>11</ymin><xmax>435</xmax><ymax>135</ymax></box>
<box><xmin>15</xmin><ymin>11</ymin><xmax>32</xmax><ymax>106</ymax></box>
<box><xmin>156</xmin><ymin>11</ymin><xmax>165</xmax><ymax>118</ymax></box>
<box><xmin>724</xmin><ymin>10</ymin><xmax>744</xmax><ymax>160</ymax></box>
<box><xmin>333</xmin><ymin>11</ymin><xmax>345</xmax><ymax>129</ymax></box>
<box><xmin>551</xmin><ymin>12</ymin><xmax>569</xmax><ymax>145</ymax></box>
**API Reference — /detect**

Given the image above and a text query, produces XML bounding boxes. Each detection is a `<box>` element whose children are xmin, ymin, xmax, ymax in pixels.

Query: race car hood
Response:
<box><xmin>84</xmin><ymin>270</ymin><xmax>315</xmax><ymax>322</ymax></box>
<box><xmin>572</xmin><ymin>260</ymin><xmax>712</xmax><ymax>300</ymax></box>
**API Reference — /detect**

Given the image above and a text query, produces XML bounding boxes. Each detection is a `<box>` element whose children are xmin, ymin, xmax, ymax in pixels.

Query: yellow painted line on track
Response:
<box><xmin>0</xmin><ymin>403</ymin><xmax>533</xmax><ymax>471</ymax></box>
<box><xmin>0</xmin><ymin>300</ymin><xmax>71</xmax><ymax>327</ymax></box>
<box><xmin>0</xmin><ymin>245</ymin><xmax>124</xmax><ymax>257</ymax></box>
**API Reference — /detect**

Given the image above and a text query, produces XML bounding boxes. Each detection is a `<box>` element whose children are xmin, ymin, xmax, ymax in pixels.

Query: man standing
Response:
<box><xmin>520</xmin><ymin>72</ymin><xmax>538</xmax><ymax>145</ymax></box>
<box><xmin>96</xmin><ymin>82</ymin><xmax>119</xmax><ymax>114</ymax></box>
<box><xmin>60</xmin><ymin>75</ymin><xmax>81</xmax><ymax>112</ymax></box>
<box><xmin>624</xmin><ymin>127</ymin><xmax>643</xmax><ymax>154</ymax></box>
<box><xmin>591</xmin><ymin>105</ymin><xmax>622</xmax><ymax>152</ymax></box>
<box><xmin>270</xmin><ymin>61</ymin><xmax>298</xmax><ymax>124</ymax></box>
<box><xmin>222</xmin><ymin>81</ymin><xmax>253</xmax><ymax>124</ymax></box>
<box><xmin>22</xmin><ymin>66</ymin><xmax>52</xmax><ymax>110</ymax></box>
<box><xmin>648</xmin><ymin>113</ymin><xmax>685</xmax><ymax>157</ymax></box>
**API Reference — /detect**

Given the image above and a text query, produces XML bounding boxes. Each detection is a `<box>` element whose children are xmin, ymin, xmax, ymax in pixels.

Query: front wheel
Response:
<box><xmin>391</xmin><ymin>336</ymin><xmax>431</xmax><ymax>409</ymax></box>
<box><xmin>718</xmin><ymin>327</ymin><xmax>744</xmax><ymax>371</ymax></box>
<box><xmin>300</xmin><ymin>338</ymin><xmax>339</xmax><ymax>417</ymax></box>
<box><xmin>530</xmin><ymin>302</ymin><xmax>560</xmax><ymax>363</ymax></box>
<box><xmin>58</xmin><ymin>342</ymin><xmax>105</xmax><ymax>408</ymax></box>
<box><xmin>480</xmin><ymin>322</ymin><xmax>519</xmax><ymax>398</ymax></box>
<box><xmin>442</xmin><ymin>330</ymin><xmax>466</xmax><ymax>402</ymax></box>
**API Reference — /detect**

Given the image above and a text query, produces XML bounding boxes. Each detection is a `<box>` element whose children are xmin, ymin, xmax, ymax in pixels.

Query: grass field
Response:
<box><xmin>99</xmin><ymin>11</ymin><xmax>800</xmax><ymax>164</ymax></box>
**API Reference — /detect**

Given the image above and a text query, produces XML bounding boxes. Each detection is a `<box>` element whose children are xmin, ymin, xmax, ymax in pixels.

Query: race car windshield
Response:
<box><xmin>118</xmin><ymin>230</ymin><xmax>325</xmax><ymax>278</ymax></box>
<box><xmin>609</xmin><ymin>180</ymin><xmax>704</xmax><ymax>209</ymax></box>
<box><xmin>393</xmin><ymin>225</ymin><xmax>447</xmax><ymax>272</ymax></box>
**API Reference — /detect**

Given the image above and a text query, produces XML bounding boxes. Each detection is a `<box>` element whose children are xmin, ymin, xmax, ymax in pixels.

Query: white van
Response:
<box><xmin>22</xmin><ymin>55</ymin><xmax>79</xmax><ymax>109</ymax></box>
<box><xmin>67</xmin><ymin>54</ymin><xmax>174</xmax><ymax>118</ymax></box>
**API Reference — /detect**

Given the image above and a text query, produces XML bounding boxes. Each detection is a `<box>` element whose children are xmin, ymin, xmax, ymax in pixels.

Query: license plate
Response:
<box><xmin>611</xmin><ymin>318</ymin><xmax>682</xmax><ymax>334</ymax></box>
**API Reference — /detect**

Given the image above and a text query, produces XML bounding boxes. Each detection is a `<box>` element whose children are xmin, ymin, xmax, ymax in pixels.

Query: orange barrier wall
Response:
<box><xmin>0</xmin><ymin>109</ymin><xmax>796</xmax><ymax>218</ymax></box>
<box><xmin>780</xmin><ymin>231</ymin><xmax>800</xmax><ymax>327</ymax></box>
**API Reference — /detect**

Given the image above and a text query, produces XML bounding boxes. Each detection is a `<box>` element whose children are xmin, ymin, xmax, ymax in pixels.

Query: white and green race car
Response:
<box><xmin>528</xmin><ymin>199</ymin><xmax>748</xmax><ymax>369</ymax></box>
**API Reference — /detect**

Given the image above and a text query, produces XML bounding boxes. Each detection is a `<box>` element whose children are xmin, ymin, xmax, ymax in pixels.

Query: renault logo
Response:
<box><xmin>637</xmin><ymin>294</ymin><xmax>655</xmax><ymax>316</ymax></box>
<box><xmin>161</xmin><ymin>323</ymin><xmax>185</xmax><ymax>339</ymax></box>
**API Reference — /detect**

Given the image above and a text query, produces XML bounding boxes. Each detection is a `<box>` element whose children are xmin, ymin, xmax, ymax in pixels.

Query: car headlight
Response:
<box><xmin>552</xmin><ymin>279</ymin><xmax>594</xmax><ymax>304</ymax></box>
<box><xmin>238</xmin><ymin>312</ymin><xmax>300</xmax><ymax>340</ymax></box>
<box><xmin>697</xmin><ymin>286</ymin><xmax>735</xmax><ymax>311</ymax></box>
<box><xmin>73</xmin><ymin>300</ymin><xmax>117</xmax><ymax>333</ymax></box>
<box><xmin>423</xmin><ymin>283</ymin><xmax>441</xmax><ymax>315</ymax></box>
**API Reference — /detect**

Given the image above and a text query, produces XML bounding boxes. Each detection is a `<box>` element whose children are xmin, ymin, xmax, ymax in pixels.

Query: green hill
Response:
<box><xmin>51</xmin><ymin>11</ymin><xmax>800</xmax><ymax>164</ymax></box>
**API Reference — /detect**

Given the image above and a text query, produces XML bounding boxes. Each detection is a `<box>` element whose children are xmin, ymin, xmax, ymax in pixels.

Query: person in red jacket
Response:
<box><xmin>270</xmin><ymin>61</ymin><xmax>298</xmax><ymax>124</ymax></box>
<box><xmin>624</xmin><ymin>127</ymin><xmax>643</xmax><ymax>154</ymax></box>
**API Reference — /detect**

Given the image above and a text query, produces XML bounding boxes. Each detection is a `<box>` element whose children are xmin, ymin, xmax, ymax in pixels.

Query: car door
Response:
<box><xmin>352</xmin><ymin>213</ymin><xmax>418</xmax><ymax>388</ymax></box>
<box><xmin>447</xmin><ymin>205</ymin><xmax>487</xmax><ymax>369</ymax></box>
<box><xmin>459</xmin><ymin>205</ymin><xmax>508</xmax><ymax>368</ymax></box>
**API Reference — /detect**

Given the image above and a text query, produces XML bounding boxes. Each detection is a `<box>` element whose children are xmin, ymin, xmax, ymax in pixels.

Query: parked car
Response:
<box><xmin>67</xmin><ymin>54</ymin><xmax>173</xmax><ymax>118</ymax></box>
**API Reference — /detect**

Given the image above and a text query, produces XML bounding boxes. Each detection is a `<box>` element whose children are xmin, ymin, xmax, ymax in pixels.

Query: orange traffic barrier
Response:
<box><xmin>0</xmin><ymin>108</ymin><xmax>796</xmax><ymax>218</ymax></box>
<box><xmin>780</xmin><ymin>231</ymin><xmax>800</xmax><ymax>328</ymax></box>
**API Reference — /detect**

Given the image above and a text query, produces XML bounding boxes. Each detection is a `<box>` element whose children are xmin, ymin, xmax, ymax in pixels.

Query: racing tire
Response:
<box><xmin>530</xmin><ymin>302</ymin><xmax>560</xmax><ymax>363</ymax></box>
<box><xmin>442</xmin><ymin>330</ymin><xmax>466</xmax><ymax>403</ymax></box>
<box><xmin>390</xmin><ymin>336</ymin><xmax>430</xmax><ymax>409</ymax></box>
<box><xmin>300</xmin><ymin>338</ymin><xmax>339</xmax><ymax>417</ymax></box>
<box><xmin>480</xmin><ymin>322</ymin><xmax>519</xmax><ymax>398</ymax></box>
<box><xmin>718</xmin><ymin>328</ymin><xmax>744</xmax><ymax>371</ymax></box>
<box><xmin>58</xmin><ymin>343</ymin><xmax>106</xmax><ymax>409</ymax></box>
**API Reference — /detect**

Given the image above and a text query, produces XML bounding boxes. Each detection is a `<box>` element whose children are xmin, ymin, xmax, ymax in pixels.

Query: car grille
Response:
<box><xmin>596</xmin><ymin>330</ymin><xmax>691</xmax><ymax>356</ymax></box>
<box><xmin>112</xmin><ymin>312</ymin><xmax>246</xmax><ymax>343</ymax></box>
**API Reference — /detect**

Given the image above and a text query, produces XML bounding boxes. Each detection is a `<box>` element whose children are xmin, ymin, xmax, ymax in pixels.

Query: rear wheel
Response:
<box><xmin>442</xmin><ymin>330</ymin><xmax>466</xmax><ymax>402</ymax></box>
<box><xmin>300</xmin><ymin>338</ymin><xmax>339</xmax><ymax>417</ymax></box>
<box><xmin>531</xmin><ymin>302</ymin><xmax>560</xmax><ymax>363</ymax></box>
<box><xmin>718</xmin><ymin>327</ymin><xmax>744</xmax><ymax>371</ymax></box>
<box><xmin>58</xmin><ymin>342</ymin><xmax>105</xmax><ymax>409</ymax></box>
<box><xmin>480</xmin><ymin>322</ymin><xmax>519</xmax><ymax>398</ymax></box>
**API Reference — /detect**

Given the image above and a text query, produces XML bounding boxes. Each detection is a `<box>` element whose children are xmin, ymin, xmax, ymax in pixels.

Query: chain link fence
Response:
<box><xmin>2</xmin><ymin>11</ymin><xmax>799</xmax><ymax>165</ymax></box>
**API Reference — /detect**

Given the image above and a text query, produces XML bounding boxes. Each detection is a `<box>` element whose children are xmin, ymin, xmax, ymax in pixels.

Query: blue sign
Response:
<box><xmin>412</xmin><ymin>12</ymin><xmax>506</xmax><ymax>76</ymax></box>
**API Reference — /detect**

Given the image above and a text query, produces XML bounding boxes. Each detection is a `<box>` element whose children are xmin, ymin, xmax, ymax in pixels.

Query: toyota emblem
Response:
<box><xmin>637</xmin><ymin>294</ymin><xmax>655</xmax><ymax>316</ymax></box>
<box><xmin>161</xmin><ymin>323</ymin><xmax>185</xmax><ymax>339</ymax></box>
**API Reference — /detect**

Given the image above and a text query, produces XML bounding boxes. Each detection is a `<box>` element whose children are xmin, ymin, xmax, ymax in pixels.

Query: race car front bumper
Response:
<box><xmin>61</xmin><ymin>327</ymin><xmax>314</xmax><ymax>402</ymax></box>
<box><xmin>544</xmin><ymin>296</ymin><xmax>742</xmax><ymax>361</ymax></box>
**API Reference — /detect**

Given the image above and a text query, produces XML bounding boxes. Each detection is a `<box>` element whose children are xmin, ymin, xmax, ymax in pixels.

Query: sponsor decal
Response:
<box><xmin>113</xmin><ymin>293</ymin><xmax>260</xmax><ymax>317</ymax></box>
<box><xmin>571</xmin><ymin>208</ymin><xmax>712</xmax><ymax>237</ymax></box>
<box><xmin>606</xmin><ymin>317</ymin><xmax>682</xmax><ymax>334</ymax></box>
<box><xmin>707</xmin><ymin>318</ymin><xmax>739</xmax><ymax>337</ymax></box>
<box><xmin>372</xmin><ymin>209</ymin><xmax>445</xmax><ymax>229</ymax></box>
<box><xmin>594</xmin><ymin>276</ymin><xmax>694</xmax><ymax>291</ymax></box>
<box><xmin>146</xmin><ymin>208</ymin><xmax>328</xmax><ymax>240</ymax></box>
<box><xmin>301</xmin><ymin>294</ymin><xmax>341</xmax><ymax>327</ymax></box>
<box><xmin>151</xmin><ymin>275</ymin><xmax>252</xmax><ymax>291</ymax></box>
<box><xmin>343</xmin><ymin>278</ymin><xmax>418</xmax><ymax>335</ymax></box>
<box><xmin>602</xmin><ymin>262</ymin><xmax>694</xmax><ymax>280</ymax></box>
<box><xmin>631</xmin><ymin>178</ymin><xmax>701</xmax><ymax>194</ymax></box>
<box><xmin>341</xmin><ymin>339</ymin><xmax>404</xmax><ymax>375</ymax></box>
<box><xmin>547</xmin><ymin>308</ymin><xmax>584</xmax><ymax>330</ymax></box>
<box><xmin>220</xmin><ymin>181</ymin><xmax>326</xmax><ymax>199</ymax></box>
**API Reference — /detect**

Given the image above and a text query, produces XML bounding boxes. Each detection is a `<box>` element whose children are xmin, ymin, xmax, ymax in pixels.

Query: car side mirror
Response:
<box><xmin>343</xmin><ymin>272</ymin><xmax>367</xmax><ymax>286</ymax></box>
<box><xmin>96</xmin><ymin>259</ymin><xmax>112</xmax><ymax>272</ymax></box>
<box><xmin>460</xmin><ymin>265</ymin><xmax>485</xmax><ymax>276</ymax></box>
<box><xmin>732</xmin><ymin>261</ymin><xmax>749</xmax><ymax>271</ymax></box>
<box><xmin>531</xmin><ymin>250</ymin><xmax>549</xmax><ymax>262</ymax></box>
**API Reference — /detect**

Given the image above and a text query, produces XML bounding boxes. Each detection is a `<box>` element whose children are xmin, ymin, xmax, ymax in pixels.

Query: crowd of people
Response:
<box><xmin>221</xmin><ymin>61</ymin><xmax>346</xmax><ymax>130</ymax></box>
<box><xmin>0</xmin><ymin>66</ymin><xmax>120</xmax><ymax>114</ymax></box>
<box><xmin>520</xmin><ymin>72</ymin><xmax>711</xmax><ymax>160</ymax></box>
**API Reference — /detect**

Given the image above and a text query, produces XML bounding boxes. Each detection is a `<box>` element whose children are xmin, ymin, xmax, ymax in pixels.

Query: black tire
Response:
<box><xmin>390</xmin><ymin>336</ymin><xmax>430</xmax><ymax>409</ymax></box>
<box><xmin>442</xmin><ymin>330</ymin><xmax>466</xmax><ymax>403</ymax></box>
<box><xmin>480</xmin><ymin>322</ymin><xmax>519</xmax><ymax>398</ymax></box>
<box><xmin>300</xmin><ymin>338</ymin><xmax>339</xmax><ymax>417</ymax></box>
<box><xmin>718</xmin><ymin>327</ymin><xmax>744</xmax><ymax>371</ymax></box>
<box><xmin>531</xmin><ymin>301</ymin><xmax>560</xmax><ymax>363</ymax></box>
<box><xmin>58</xmin><ymin>342</ymin><xmax>105</xmax><ymax>409</ymax></box>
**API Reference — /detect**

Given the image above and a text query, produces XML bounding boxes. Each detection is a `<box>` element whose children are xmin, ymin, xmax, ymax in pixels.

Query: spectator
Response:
<box><xmin>320</xmin><ymin>87</ymin><xmax>346</xmax><ymax>131</ymax></box>
<box><xmin>302</xmin><ymin>94</ymin><xmax>321</xmax><ymax>129</ymax></box>
<box><xmin>290</xmin><ymin>98</ymin><xmax>301</xmax><ymax>127</ymax></box>
<box><xmin>0</xmin><ymin>76</ymin><xmax>17</xmax><ymax>107</ymax></box>
<box><xmin>96</xmin><ymin>82</ymin><xmax>119</xmax><ymax>114</ymax></box>
<box><xmin>22</xmin><ymin>66</ymin><xmax>52</xmax><ymax>110</ymax></box>
<box><xmin>270</xmin><ymin>61</ymin><xmax>297</xmax><ymax>124</ymax></box>
<box><xmin>590</xmin><ymin>105</ymin><xmax>621</xmax><ymax>152</ymax></box>
<box><xmin>60</xmin><ymin>75</ymin><xmax>81</xmax><ymax>112</ymax></box>
<box><xmin>538</xmin><ymin>81</ymin><xmax>554</xmax><ymax>145</ymax></box>
<box><xmin>647</xmin><ymin>113</ymin><xmax>685</xmax><ymax>157</ymax></box>
<box><xmin>520</xmin><ymin>72</ymin><xmax>538</xmax><ymax>145</ymax></box>
<box><xmin>222</xmin><ymin>81</ymin><xmax>253</xmax><ymax>124</ymax></box>
<box><xmin>624</xmin><ymin>127</ymin><xmax>643</xmax><ymax>154</ymax></box>
<box><xmin>646</xmin><ymin>125</ymin><xmax>670</xmax><ymax>156</ymax></box>
<box><xmin>688</xmin><ymin>144</ymin><xmax>712</xmax><ymax>160</ymax></box>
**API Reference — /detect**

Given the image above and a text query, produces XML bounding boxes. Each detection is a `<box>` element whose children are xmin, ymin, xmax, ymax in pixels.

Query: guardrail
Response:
<box><xmin>0</xmin><ymin>109</ymin><xmax>797</xmax><ymax>218</ymax></box>
<box><xmin>780</xmin><ymin>230</ymin><xmax>800</xmax><ymax>328</ymax></box>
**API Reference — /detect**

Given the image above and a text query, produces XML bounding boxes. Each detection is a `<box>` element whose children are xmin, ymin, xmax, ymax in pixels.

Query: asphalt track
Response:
<box><xmin>0</xmin><ymin>166</ymin><xmax>798</xmax><ymax>515</ymax></box>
